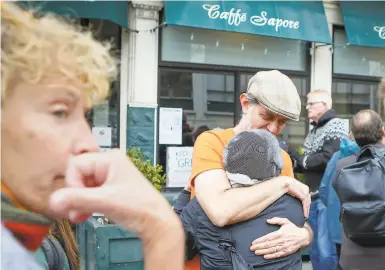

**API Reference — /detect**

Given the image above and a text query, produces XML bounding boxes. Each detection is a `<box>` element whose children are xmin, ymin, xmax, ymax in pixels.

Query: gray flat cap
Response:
<box><xmin>247</xmin><ymin>70</ymin><xmax>301</xmax><ymax>121</ymax></box>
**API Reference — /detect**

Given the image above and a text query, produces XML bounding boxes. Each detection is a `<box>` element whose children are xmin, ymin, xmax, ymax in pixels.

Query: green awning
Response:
<box><xmin>340</xmin><ymin>1</ymin><xmax>385</xmax><ymax>48</ymax></box>
<box><xmin>164</xmin><ymin>1</ymin><xmax>331</xmax><ymax>44</ymax></box>
<box><xmin>19</xmin><ymin>1</ymin><xmax>128</xmax><ymax>27</ymax></box>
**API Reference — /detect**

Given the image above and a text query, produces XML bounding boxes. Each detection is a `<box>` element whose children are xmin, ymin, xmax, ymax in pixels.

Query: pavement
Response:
<box><xmin>302</xmin><ymin>261</ymin><xmax>312</xmax><ymax>270</ymax></box>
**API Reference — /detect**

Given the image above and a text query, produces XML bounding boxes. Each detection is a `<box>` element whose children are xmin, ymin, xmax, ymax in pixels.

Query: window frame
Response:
<box><xmin>80</xmin><ymin>18</ymin><xmax>122</xmax><ymax>149</ymax></box>
<box><xmin>332</xmin><ymin>25</ymin><xmax>383</xmax><ymax>118</ymax></box>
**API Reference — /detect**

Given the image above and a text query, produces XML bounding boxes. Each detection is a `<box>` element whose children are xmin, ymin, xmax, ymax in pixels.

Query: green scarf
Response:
<box><xmin>1</xmin><ymin>192</ymin><xmax>52</xmax><ymax>251</ymax></box>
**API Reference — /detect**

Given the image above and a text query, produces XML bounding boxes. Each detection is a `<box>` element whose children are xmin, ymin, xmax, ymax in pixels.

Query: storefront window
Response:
<box><xmin>84</xmin><ymin>19</ymin><xmax>121</xmax><ymax>148</ymax></box>
<box><xmin>333</xmin><ymin>29</ymin><xmax>385</xmax><ymax>77</ymax></box>
<box><xmin>162</xmin><ymin>26</ymin><xmax>307</xmax><ymax>71</ymax></box>
<box><xmin>160</xmin><ymin>69</ymin><xmax>235</xmax><ymax>130</ymax></box>
<box><xmin>332</xmin><ymin>29</ymin><xmax>384</xmax><ymax>121</ymax></box>
<box><xmin>332</xmin><ymin>79</ymin><xmax>380</xmax><ymax>119</ymax></box>
<box><xmin>158</xmin><ymin>69</ymin><xmax>235</xmax><ymax>173</ymax></box>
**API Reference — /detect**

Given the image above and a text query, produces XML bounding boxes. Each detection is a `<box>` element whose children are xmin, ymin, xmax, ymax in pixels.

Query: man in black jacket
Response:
<box><xmin>334</xmin><ymin>109</ymin><xmax>385</xmax><ymax>270</ymax></box>
<box><xmin>290</xmin><ymin>90</ymin><xmax>348</xmax><ymax>270</ymax></box>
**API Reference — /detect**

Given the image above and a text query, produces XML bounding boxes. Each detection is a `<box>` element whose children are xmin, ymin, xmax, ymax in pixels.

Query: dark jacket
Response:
<box><xmin>173</xmin><ymin>190</ymin><xmax>305</xmax><ymax>270</ymax></box>
<box><xmin>334</xmin><ymin>143</ymin><xmax>385</xmax><ymax>270</ymax></box>
<box><xmin>293</xmin><ymin>110</ymin><xmax>348</xmax><ymax>193</ymax></box>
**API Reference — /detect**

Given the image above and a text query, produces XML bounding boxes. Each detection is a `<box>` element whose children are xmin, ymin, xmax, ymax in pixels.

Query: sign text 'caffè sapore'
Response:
<box><xmin>202</xmin><ymin>4</ymin><xmax>300</xmax><ymax>32</ymax></box>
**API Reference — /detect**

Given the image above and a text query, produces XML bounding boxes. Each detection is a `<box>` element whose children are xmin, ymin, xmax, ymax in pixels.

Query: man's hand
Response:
<box><xmin>288</xmin><ymin>147</ymin><xmax>304</xmax><ymax>170</ymax></box>
<box><xmin>283</xmin><ymin>177</ymin><xmax>311</xmax><ymax>218</ymax></box>
<box><xmin>49</xmin><ymin>150</ymin><xmax>184</xmax><ymax>270</ymax></box>
<box><xmin>250</xmin><ymin>218</ymin><xmax>312</xmax><ymax>259</ymax></box>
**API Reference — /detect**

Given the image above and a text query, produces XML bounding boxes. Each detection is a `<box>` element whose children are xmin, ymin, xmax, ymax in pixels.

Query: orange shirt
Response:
<box><xmin>184</xmin><ymin>128</ymin><xmax>294</xmax><ymax>270</ymax></box>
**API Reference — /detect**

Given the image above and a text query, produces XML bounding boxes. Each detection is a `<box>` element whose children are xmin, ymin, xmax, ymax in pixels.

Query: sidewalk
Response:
<box><xmin>303</xmin><ymin>261</ymin><xmax>312</xmax><ymax>270</ymax></box>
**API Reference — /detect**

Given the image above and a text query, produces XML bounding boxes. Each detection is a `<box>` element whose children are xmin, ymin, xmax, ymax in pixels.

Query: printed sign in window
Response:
<box><xmin>166</xmin><ymin>147</ymin><xmax>193</xmax><ymax>187</ymax></box>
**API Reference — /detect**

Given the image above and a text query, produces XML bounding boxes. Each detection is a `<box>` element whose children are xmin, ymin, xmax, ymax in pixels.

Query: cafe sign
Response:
<box><xmin>165</xmin><ymin>1</ymin><xmax>331</xmax><ymax>44</ymax></box>
<box><xmin>374</xmin><ymin>26</ymin><xmax>385</xmax><ymax>40</ymax></box>
<box><xmin>340</xmin><ymin>1</ymin><xmax>385</xmax><ymax>48</ymax></box>
<box><xmin>202</xmin><ymin>4</ymin><xmax>300</xmax><ymax>32</ymax></box>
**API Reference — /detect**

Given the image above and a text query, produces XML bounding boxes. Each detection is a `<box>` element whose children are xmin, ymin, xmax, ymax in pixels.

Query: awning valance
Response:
<box><xmin>19</xmin><ymin>1</ymin><xmax>128</xmax><ymax>28</ymax></box>
<box><xmin>340</xmin><ymin>1</ymin><xmax>385</xmax><ymax>49</ymax></box>
<box><xmin>164</xmin><ymin>1</ymin><xmax>331</xmax><ymax>44</ymax></box>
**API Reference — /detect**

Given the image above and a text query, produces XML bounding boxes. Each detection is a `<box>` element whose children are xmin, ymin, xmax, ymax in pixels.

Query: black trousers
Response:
<box><xmin>336</xmin><ymin>244</ymin><xmax>342</xmax><ymax>270</ymax></box>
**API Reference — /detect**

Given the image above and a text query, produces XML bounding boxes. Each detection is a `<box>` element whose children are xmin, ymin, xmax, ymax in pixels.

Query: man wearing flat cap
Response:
<box><xmin>184</xmin><ymin>70</ymin><xmax>313</xmax><ymax>270</ymax></box>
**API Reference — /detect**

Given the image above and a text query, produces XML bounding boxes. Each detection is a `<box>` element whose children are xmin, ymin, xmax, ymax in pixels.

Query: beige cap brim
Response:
<box><xmin>247</xmin><ymin>70</ymin><xmax>301</xmax><ymax>121</ymax></box>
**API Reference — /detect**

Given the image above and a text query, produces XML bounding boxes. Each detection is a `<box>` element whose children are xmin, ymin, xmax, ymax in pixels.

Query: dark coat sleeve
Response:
<box><xmin>172</xmin><ymin>190</ymin><xmax>196</xmax><ymax>241</ymax></box>
<box><xmin>173</xmin><ymin>193</ymin><xmax>199</xmax><ymax>259</ymax></box>
<box><xmin>172</xmin><ymin>189</ymin><xmax>191</xmax><ymax>215</ymax></box>
<box><xmin>301</xmin><ymin>137</ymin><xmax>342</xmax><ymax>172</ymax></box>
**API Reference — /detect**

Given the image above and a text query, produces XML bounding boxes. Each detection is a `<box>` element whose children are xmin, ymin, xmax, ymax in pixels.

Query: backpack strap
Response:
<box><xmin>217</xmin><ymin>228</ymin><xmax>253</xmax><ymax>270</ymax></box>
<box><xmin>374</xmin><ymin>148</ymin><xmax>385</xmax><ymax>159</ymax></box>
<box><xmin>41</xmin><ymin>236</ymin><xmax>65</xmax><ymax>270</ymax></box>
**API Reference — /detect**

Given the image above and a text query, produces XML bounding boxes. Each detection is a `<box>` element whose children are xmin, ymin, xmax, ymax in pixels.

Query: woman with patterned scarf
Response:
<box><xmin>1</xmin><ymin>2</ymin><xmax>184</xmax><ymax>270</ymax></box>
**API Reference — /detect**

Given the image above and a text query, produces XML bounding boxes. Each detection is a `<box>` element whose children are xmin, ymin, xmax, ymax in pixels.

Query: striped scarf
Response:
<box><xmin>1</xmin><ymin>184</ymin><xmax>52</xmax><ymax>251</ymax></box>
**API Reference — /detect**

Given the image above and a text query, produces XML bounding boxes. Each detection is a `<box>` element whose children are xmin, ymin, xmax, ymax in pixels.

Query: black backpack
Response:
<box><xmin>334</xmin><ymin>145</ymin><xmax>385</xmax><ymax>247</ymax></box>
<box><xmin>41</xmin><ymin>236</ymin><xmax>66</xmax><ymax>270</ymax></box>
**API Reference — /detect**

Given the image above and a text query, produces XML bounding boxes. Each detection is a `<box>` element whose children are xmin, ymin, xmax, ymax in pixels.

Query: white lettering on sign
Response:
<box><xmin>250</xmin><ymin>11</ymin><xmax>300</xmax><ymax>32</ymax></box>
<box><xmin>202</xmin><ymin>5</ymin><xmax>300</xmax><ymax>32</ymax></box>
<box><xmin>374</xmin><ymin>26</ymin><xmax>385</xmax><ymax>40</ymax></box>
<box><xmin>203</xmin><ymin>4</ymin><xmax>247</xmax><ymax>26</ymax></box>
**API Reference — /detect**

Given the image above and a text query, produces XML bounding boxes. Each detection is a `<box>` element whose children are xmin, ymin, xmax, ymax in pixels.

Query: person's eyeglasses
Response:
<box><xmin>306</xmin><ymin>101</ymin><xmax>323</xmax><ymax>107</ymax></box>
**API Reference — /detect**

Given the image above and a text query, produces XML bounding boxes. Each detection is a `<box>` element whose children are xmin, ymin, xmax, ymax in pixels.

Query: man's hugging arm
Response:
<box><xmin>195</xmin><ymin>170</ymin><xmax>306</xmax><ymax>227</ymax></box>
<box><xmin>193</xmin><ymin>133</ymin><xmax>310</xmax><ymax>227</ymax></box>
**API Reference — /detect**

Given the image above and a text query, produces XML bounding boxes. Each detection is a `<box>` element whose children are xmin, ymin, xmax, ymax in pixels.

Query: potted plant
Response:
<box><xmin>127</xmin><ymin>148</ymin><xmax>166</xmax><ymax>192</ymax></box>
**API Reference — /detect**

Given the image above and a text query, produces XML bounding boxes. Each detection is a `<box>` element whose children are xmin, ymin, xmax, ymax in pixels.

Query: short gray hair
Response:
<box><xmin>308</xmin><ymin>90</ymin><xmax>332</xmax><ymax>109</ymax></box>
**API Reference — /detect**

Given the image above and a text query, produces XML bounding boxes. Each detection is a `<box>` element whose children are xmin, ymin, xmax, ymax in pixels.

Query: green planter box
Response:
<box><xmin>77</xmin><ymin>190</ymin><xmax>182</xmax><ymax>270</ymax></box>
<box><xmin>301</xmin><ymin>248</ymin><xmax>309</xmax><ymax>256</ymax></box>
<box><xmin>77</xmin><ymin>218</ymin><xmax>144</xmax><ymax>270</ymax></box>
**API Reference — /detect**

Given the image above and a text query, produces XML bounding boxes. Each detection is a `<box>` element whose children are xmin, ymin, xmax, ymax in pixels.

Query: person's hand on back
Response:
<box><xmin>49</xmin><ymin>149</ymin><xmax>184</xmax><ymax>270</ymax></box>
<box><xmin>250</xmin><ymin>177</ymin><xmax>312</xmax><ymax>260</ymax></box>
<box><xmin>250</xmin><ymin>218</ymin><xmax>312</xmax><ymax>259</ymax></box>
